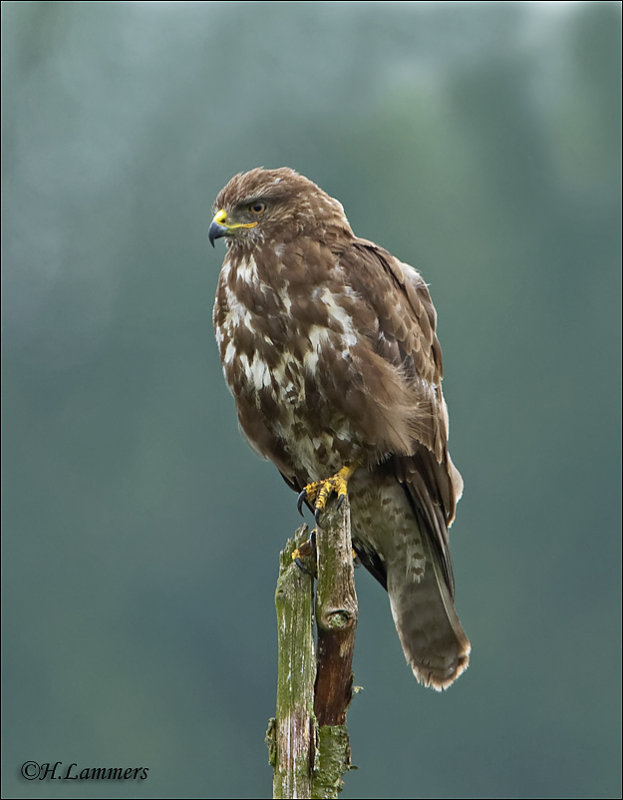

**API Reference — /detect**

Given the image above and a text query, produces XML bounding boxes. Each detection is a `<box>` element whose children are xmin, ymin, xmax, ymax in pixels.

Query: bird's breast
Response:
<box><xmin>213</xmin><ymin>253</ymin><xmax>366</xmax><ymax>479</ymax></box>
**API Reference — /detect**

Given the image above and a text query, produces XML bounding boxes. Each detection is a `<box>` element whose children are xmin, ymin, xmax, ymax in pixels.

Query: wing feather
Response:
<box><xmin>338</xmin><ymin>239</ymin><xmax>463</xmax><ymax>593</ymax></box>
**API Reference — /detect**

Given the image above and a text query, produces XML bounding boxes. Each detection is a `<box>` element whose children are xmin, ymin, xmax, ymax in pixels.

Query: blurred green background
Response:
<box><xmin>2</xmin><ymin>1</ymin><xmax>621</xmax><ymax>798</ymax></box>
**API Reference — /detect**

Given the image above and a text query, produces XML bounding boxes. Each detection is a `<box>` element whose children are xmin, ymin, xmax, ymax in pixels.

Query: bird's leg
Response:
<box><xmin>297</xmin><ymin>463</ymin><xmax>358</xmax><ymax>524</ymax></box>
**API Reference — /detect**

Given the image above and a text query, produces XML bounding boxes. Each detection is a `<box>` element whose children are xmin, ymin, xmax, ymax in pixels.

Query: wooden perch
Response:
<box><xmin>314</xmin><ymin>498</ymin><xmax>358</xmax><ymax>727</ymax></box>
<box><xmin>267</xmin><ymin>499</ymin><xmax>358</xmax><ymax>799</ymax></box>
<box><xmin>269</xmin><ymin>525</ymin><xmax>316</xmax><ymax>799</ymax></box>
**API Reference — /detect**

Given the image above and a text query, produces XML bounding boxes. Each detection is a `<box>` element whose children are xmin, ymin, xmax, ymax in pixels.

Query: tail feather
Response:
<box><xmin>387</xmin><ymin>532</ymin><xmax>470</xmax><ymax>690</ymax></box>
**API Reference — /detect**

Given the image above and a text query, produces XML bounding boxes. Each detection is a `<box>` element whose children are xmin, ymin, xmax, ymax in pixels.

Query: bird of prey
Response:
<box><xmin>209</xmin><ymin>167</ymin><xmax>470</xmax><ymax>689</ymax></box>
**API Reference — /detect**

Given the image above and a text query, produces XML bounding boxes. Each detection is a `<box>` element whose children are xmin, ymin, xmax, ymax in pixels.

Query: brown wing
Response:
<box><xmin>337</xmin><ymin>239</ymin><xmax>463</xmax><ymax>594</ymax></box>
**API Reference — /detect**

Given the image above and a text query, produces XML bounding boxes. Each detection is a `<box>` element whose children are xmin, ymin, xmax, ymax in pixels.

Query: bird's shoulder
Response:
<box><xmin>334</xmin><ymin>237</ymin><xmax>443</xmax><ymax>386</ymax></box>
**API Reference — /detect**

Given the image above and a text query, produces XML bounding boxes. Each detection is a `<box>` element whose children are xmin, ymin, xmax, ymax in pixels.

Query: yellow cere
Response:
<box><xmin>212</xmin><ymin>208</ymin><xmax>258</xmax><ymax>231</ymax></box>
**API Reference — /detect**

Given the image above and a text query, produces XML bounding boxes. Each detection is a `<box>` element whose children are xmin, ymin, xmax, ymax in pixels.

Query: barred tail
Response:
<box><xmin>387</xmin><ymin>535</ymin><xmax>470</xmax><ymax>690</ymax></box>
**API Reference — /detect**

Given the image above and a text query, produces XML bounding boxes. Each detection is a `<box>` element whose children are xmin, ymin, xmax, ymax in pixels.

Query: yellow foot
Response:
<box><xmin>296</xmin><ymin>464</ymin><xmax>357</xmax><ymax>524</ymax></box>
<box><xmin>292</xmin><ymin>529</ymin><xmax>317</xmax><ymax>575</ymax></box>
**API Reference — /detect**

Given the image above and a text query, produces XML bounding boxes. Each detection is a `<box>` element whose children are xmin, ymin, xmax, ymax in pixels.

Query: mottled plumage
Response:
<box><xmin>210</xmin><ymin>167</ymin><xmax>470</xmax><ymax>689</ymax></box>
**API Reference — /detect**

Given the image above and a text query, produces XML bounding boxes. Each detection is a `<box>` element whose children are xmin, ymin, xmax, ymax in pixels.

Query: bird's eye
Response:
<box><xmin>249</xmin><ymin>202</ymin><xmax>266</xmax><ymax>215</ymax></box>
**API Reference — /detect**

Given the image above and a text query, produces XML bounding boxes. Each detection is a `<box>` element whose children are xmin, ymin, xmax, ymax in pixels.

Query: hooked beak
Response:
<box><xmin>209</xmin><ymin>209</ymin><xmax>229</xmax><ymax>247</ymax></box>
<box><xmin>209</xmin><ymin>208</ymin><xmax>258</xmax><ymax>247</ymax></box>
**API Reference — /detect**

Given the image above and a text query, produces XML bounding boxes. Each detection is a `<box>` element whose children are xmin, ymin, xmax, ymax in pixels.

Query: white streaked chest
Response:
<box><xmin>214</xmin><ymin>252</ymin><xmax>362</xmax><ymax>476</ymax></box>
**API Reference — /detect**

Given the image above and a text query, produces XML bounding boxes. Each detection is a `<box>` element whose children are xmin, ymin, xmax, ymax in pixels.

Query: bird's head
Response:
<box><xmin>209</xmin><ymin>167</ymin><xmax>353</xmax><ymax>249</ymax></box>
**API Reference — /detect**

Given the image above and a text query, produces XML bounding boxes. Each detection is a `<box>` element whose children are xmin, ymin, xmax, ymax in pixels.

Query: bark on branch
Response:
<box><xmin>267</xmin><ymin>499</ymin><xmax>358</xmax><ymax>799</ymax></box>
<box><xmin>269</xmin><ymin>525</ymin><xmax>316</xmax><ymax>800</ymax></box>
<box><xmin>314</xmin><ymin>498</ymin><xmax>358</xmax><ymax>727</ymax></box>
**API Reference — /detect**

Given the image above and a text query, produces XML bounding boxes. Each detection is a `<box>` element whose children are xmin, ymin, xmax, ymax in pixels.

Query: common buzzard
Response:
<box><xmin>209</xmin><ymin>167</ymin><xmax>470</xmax><ymax>689</ymax></box>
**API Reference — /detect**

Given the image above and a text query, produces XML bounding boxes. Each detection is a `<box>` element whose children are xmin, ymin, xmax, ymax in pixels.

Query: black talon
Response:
<box><xmin>297</xmin><ymin>489</ymin><xmax>307</xmax><ymax>516</ymax></box>
<box><xmin>294</xmin><ymin>556</ymin><xmax>311</xmax><ymax>574</ymax></box>
<box><xmin>337</xmin><ymin>494</ymin><xmax>345</xmax><ymax>510</ymax></box>
<box><xmin>314</xmin><ymin>507</ymin><xmax>322</xmax><ymax>525</ymax></box>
